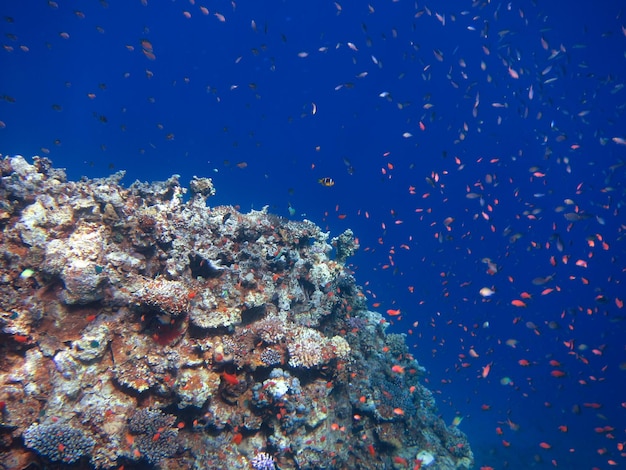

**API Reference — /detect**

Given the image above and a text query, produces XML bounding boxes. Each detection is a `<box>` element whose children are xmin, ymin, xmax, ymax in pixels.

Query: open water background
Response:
<box><xmin>1</xmin><ymin>1</ymin><xmax>625</xmax><ymax>468</ymax></box>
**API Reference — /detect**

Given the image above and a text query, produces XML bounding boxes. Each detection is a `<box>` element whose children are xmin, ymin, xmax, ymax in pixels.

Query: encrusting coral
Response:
<box><xmin>0</xmin><ymin>155</ymin><xmax>473</xmax><ymax>469</ymax></box>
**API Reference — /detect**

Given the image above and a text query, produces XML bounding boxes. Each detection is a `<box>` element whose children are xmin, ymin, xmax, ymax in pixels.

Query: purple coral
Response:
<box><xmin>23</xmin><ymin>422</ymin><xmax>95</xmax><ymax>464</ymax></box>
<box><xmin>128</xmin><ymin>408</ymin><xmax>179</xmax><ymax>464</ymax></box>
<box><xmin>251</xmin><ymin>451</ymin><xmax>276</xmax><ymax>470</ymax></box>
<box><xmin>129</xmin><ymin>408</ymin><xmax>176</xmax><ymax>435</ymax></box>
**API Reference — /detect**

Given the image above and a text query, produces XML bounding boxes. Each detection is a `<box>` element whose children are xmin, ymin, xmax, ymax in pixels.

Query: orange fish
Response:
<box><xmin>550</xmin><ymin>370</ymin><xmax>566</xmax><ymax>378</ymax></box>
<box><xmin>481</xmin><ymin>362</ymin><xmax>492</xmax><ymax>378</ymax></box>
<box><xmin>583</xmin><ymin>402</ymin><xmax>602</xmax><ymax>409</ymax></box>
<box><xmin>539</xmin><ymin>442</ymin><xmax>552</xmax><ymax>449</ymax></box>
<box><xmin>518</xmin><ymin>359</ymin><xmax>530</xmax><ymax>366</ymax></box>
<box><xmin>387</xmin><ymin>309</ymin><xmax>401</xmax><ymax>316</ymax></box>
<box><xmin>222</xmin><ymin>372</ymin><xmax>239</xmax><ymax>385</ymax></box>
<box><xmin>511</xmin><ymin>299</ymin><xmax>527</xmax><ymax>308</ymax></box>
<box><xmin>391</xmin><ymin>365</ymin><xmax>405</xmax><ymax>374</ymax></box>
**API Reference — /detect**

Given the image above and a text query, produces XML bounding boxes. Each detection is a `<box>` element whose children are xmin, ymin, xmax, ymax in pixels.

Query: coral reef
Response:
<box><xmin>23</xmin><ymin>422</ymin><xmax>95</xmax><ymax>464</ymax></box>
<box><xmin>251</xmin><ymin>451</ymin><xmax>276</xmax><ymax>470</ymax></box>
<box><xmin>127</xmin><ymin>409</ymin><xmax>180</xmax><ymax>464</ymax></box>
<box><xmin>0</xmin><ymin>155</ymin><xmax>473</xmax><ymax>469</ymax></box>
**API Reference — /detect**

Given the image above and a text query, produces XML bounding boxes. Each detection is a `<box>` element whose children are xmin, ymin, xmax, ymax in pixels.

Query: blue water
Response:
<box><xmin>1</xmin><ymin>1</ymin><xmax>625</xmax><ymax>469</ymax></box>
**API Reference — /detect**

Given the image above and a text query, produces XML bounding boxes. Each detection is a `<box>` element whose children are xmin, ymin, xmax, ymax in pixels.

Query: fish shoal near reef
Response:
<box><xmin>0</xmin><ymin>155</ymin><xmax>473</xmax><ymax>470</ymax></box>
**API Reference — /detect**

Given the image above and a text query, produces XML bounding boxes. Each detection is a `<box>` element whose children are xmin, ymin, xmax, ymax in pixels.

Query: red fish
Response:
<box><xmin>222</xmin><ymin>372</ymin><xmax>239</xmax><ymax>385</ymax></box>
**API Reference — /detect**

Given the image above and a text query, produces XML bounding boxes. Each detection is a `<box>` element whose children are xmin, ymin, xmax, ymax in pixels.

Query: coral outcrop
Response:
<box><xmin>0</xmin><ymin>155</ymin><xmax>473</xmax><ymax>469</ymax></box>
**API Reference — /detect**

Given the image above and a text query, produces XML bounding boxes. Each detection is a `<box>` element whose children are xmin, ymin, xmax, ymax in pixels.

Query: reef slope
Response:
<box><xmin>0</xmin><ymin>156</ymin><xmax>473</xmax><ymax>470</ymax></box>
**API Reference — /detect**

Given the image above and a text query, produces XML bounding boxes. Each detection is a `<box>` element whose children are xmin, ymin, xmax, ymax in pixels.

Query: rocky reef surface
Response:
<box><xmin>0</xmin><ymin>155</ymin><xmax>473</xmax><ymax>470</ymax></box>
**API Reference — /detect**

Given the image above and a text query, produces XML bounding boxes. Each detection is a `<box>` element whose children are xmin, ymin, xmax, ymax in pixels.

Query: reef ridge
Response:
<box><xmin>0</xmin><ymin>155</ymin><xmax>473</xmax><ymax>470</ymax></box>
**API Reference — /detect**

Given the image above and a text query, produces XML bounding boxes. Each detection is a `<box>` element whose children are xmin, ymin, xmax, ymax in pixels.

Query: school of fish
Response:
<box><xmin>0</xmin><ymin>1</ymin><xmax>625</xmax><ymax>469</ymax></box>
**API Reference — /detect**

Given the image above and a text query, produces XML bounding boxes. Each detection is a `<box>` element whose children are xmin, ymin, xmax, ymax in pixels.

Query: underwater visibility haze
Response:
<box><xmin>1</xmin><ymin>1</ymin><xmax>625</xmax><ymax>469</ymax></box>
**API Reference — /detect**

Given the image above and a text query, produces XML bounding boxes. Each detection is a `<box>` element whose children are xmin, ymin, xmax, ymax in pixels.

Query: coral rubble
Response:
<box><xmin>0</xmin><ymin>155</ymin><xmax>473</xmax><ymax>469</ymax></box>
